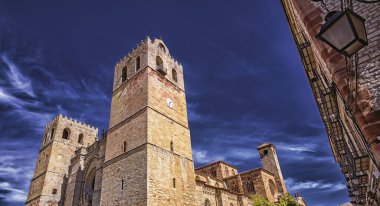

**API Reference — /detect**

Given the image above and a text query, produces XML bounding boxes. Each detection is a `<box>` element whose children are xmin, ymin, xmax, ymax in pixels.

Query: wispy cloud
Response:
<box><xmin>0</xmin><ymin>182</ymin><xmax>27</xmax><ymax>203</ymax></box>
<box><xmin>0</xmin><ymin>88</ymin><xmax>21</xmax><ymax>105</ymax></box>
<box><xmin>193</xmin><ymin>149</ymin><xmax>226</xmax><ymax>164</ymax></box>
<box><xmin>277</xmin><ymin>144</ymin><xmax>316</xmax><ymax>153</ymax></box>
<box><xmin>1</xmin><ymin>54</ymin><xmax>35</xmax><ymax>97</ymax></box>
<box><xmin>286</xmin><ymin>178</ymin><xmax>346</xmax><ymax>192</ymax></box>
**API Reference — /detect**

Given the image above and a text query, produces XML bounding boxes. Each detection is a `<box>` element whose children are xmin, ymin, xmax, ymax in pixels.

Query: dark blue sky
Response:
<box><xmin>0</xmin><ymin>1</ymin><xmax>349</xmax><ymax>205</ymax></box>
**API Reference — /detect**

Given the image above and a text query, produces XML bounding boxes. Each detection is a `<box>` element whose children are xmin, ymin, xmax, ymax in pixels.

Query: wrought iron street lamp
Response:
<box><xmin>316</xmin><ymin>9</ymin><xmax>368</xmax><ymax>57</ymax></box>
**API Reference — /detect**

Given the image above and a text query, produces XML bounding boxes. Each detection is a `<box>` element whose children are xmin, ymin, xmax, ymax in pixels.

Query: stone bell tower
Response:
<box><xmin>100</xmin><ymin>37</ymin><xmax>196</xmax><ymax>206</ymax></box>
<box><xmin>257</xmin><ymin>143</ymin><xmax>287</xmax><ymax>195</ymax></box>
<box><xmin>25</xmin><ymin>115</ymin><xmax>98</xmax><ymax>206</ymax></box>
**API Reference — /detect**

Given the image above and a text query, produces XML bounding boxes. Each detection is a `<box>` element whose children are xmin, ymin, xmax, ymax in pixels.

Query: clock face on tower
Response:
<box><xmin>166</xmin><ymin>98</ymin><xmax>174</xmax><ymax>108</ymax></box>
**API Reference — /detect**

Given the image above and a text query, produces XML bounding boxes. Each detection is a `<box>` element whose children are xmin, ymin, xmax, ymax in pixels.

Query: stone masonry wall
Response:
<box><xmin>147</xmin><ymin>144</ymin><xmax>196</xmax><ymax>206</ymax></box>
<box><xmin>26</xmin><ymin>114</ymin><xmax>98</xmax><ymax>206</ymax></box>
<box><xmin>257</xmin><ymin>145</ymin><xmax>286</xmax><ymax>194</ymax></box>
<box><xmin>147</xmin><ymin>68</ymin><xmax>192</xmax><ymax>159</ymax></box>
<box><xmin>100</xmin><ymin>146</ymin><xmax>147</xmax><ymax>206</ymax></box>
<box><xmin>195</xmin><ymin>162</ymin><xmax>239</xmax><ymax>180</ymax></box>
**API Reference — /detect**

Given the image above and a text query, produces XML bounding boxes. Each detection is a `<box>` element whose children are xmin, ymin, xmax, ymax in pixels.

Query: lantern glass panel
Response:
<box><xmin>320</xmin><ymin>15</ymin><xmax>355</xmax><ymax>50</ymax></box>
<box><xmin>344</xmin><ymin>41</ymin><xmax>364</xmax><ymax>56</ymax></box>
<box><xmin>350</xmin><ymin>13</ymin><xmax>367</xmax><ymax>42</ymax></box>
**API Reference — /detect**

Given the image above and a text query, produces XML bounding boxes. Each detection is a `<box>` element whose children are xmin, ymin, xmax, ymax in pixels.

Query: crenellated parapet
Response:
<box><xmin>112</xmin><ymin>37</ymin><xmax>185</xmax><ymax>92</ymax></box>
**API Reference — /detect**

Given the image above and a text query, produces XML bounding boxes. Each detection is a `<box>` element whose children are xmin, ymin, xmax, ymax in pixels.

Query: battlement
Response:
<box><xmin>44</xmin><ymin>114</ymin><xmax>98</xmax><ymax>133</ymax></box>
<box><xmin>115</xmin><ymin>37</ymin><xmax>182</xmax><ymax>70</ymax></box>
<box><xmin>60</xmin><ymin>114</ymin><xmax>98</xmax><ymax>132</ymax></box>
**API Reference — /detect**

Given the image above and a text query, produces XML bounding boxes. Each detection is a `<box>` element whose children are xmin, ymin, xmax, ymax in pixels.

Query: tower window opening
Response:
<box><xmin>247</xmin><ymin>180</ymin><xmax>255</xmax><ymax>193</ymax></box>
<box><xmin>155</xmin><ymin>56</ymin><xmax>166</xmax><ymax>75</ymax></box>
<box><xmin>170</xmin><ymin>141</ymin><xmax>174</xmax><ymax>152</ymax></box>
<box><xmin>50</xmin><ymin>128</ymin><xmax>55</xmax><ymax>140</ymax></box>
<box><xmin>211</xmin><ymin>168</ymin><xmax>217</xmax><ymax>177</ymax></box>
<box><xmin>158</xmin><ymin>43</ymin><xmax>166</xmax><ymax>53</ymax></box>
<box><xmin>121</xmin><ymin>179</ymin><xmax>124</xmax><ymax>190</ymax></box>
<box><xmin>52</xmin><ymin>189</ymin><xmax>57</xmax><ymax>194</ymax></box>
<box><xmin>172</xmin><ymin>69</ymin><xmax>177</xmax><ymax>82</ymax></box>
<box><xmin>78</xmin><ymin>134</ymin><xmax>84</xmax><ymax>144</ymax></box>
<box><xmin>122</xmin><ymin>66</ymin><xmax>128</xmax><ymax>83</ymax></box>
<box><xmin>62</xmin><ymin>128</ymin><xmax>70</xmax><ymax>140</ymax></box>
<box><xmin>225</xmin><ymin>166</ymin><xmax>229</xmax><ymax>176</ymax></box>
<box><xmin>173</xmin><ymin>178</ymin><xmax>176</xmax><ymax>188</ymax></box>
<box><xmin>123</xmin><ymin>141</ymin><xmax>127</xmax><ymax>153</ymax></box>
<box><xmin>156</xmin><ymin>56</ymin><xmax>163</xmax><ymax>67</ymax></box>
<box><xmin>136</xmin><ymin>56</ymin><xmax>140</xmax><ymax>70</ymax></box>
<box><xmin>205</xmin><ymin>198</ymin><xmax>211</xmax><ymax>206</ymax></box>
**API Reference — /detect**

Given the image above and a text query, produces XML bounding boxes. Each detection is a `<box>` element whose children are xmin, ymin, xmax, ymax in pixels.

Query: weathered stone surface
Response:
<box><xmin>26</xmin><ymin>115</ymin><xmax>98</xmax><ymax>206</ymax></box>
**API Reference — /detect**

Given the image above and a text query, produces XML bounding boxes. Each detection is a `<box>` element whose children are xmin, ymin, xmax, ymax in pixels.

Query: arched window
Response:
<box><xmin>172</xmin><ymin>69</ymin><xmax>177</xmax><ymax>82</ymax></box>
<box><xmin>156</xmin><ymin>56</ymin><xmax>163</xmax><ymax>68</ymax></box>
<box><xmin>246</xmin><ymin>180</ymin><xmax>255</xmax><ymax>193</ymax></box>
<box><xmin>173</xmin><ymin>178</ymin><xmax>176</xmax><ymax>188</ymax></box>
<box><xmin>170</xmin><ymin>141</ymin><xmax>174</xmax><ymax>152</ymax></box>
<box><xmin>158</xmin><ymin>43</ymin><xmax>166</xmax><ymax>52</ymax></box>
<box><xmin>205</xmin><ymin>198</ymin><xmax>211</xmax><ymax>206</ymax></box>
<box><xmin>123</xmin><ymin>141</ymin><xmax>127</xmax><ymax>153</ymax></box>
<box><xmin>230</xmin><ymin>181</ymin><xmax>238</xmax><ymax>192</ymax></box>
<box><xmin>52</xmin><ymin>188</ymin><xmax>57</xmax><ymax>194</ymax></box>
<box><xmin>122</xmin><ymin>66</ymin><xmax>128</xmax><ymax>83</ymax></box>
<box><xmin>156</xmin><ymin>56</ymin><xmax>166</xmax><ymax>75</ymax></box>
<box><xmin>136</xmin><ymin>56</ymin><xmax>140</xmax><ymax>70</ymax></box>
<box><xmin>225</xmin><ymin>166</ymin><xmax>229</xmax><ymax>176</ymax></box>
<box><xmin>50</xmin><ymin>128</ymin><xmax>55</xmax><ymax>140</ymax></box>
<box><xmin>211</xmin><ymin>168</ymin><xmax>217</xmax><ymax>177</ymax></box>
<box><xmin>78</xmin><ymin>134</ymin><xmax>84</xmax><ymax>144</ymax></box>
<box><xmin>62</xmin><ymin>128</ymin><xmax>70</xmax><ymax>140</ymax></box>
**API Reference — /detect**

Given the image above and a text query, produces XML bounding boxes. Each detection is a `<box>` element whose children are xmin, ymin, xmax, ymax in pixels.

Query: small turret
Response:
<box><xmin>257</xmin><ymin>143</ymin><xmax>287</xmax><ymax>194</ymax></box>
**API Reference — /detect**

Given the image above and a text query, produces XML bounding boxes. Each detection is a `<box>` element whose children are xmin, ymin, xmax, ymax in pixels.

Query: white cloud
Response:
<box><xmin>193</xmin><ymin>149</ymin><xmax>226</xmax><ymax>164</ymax></box>
<box><xmin>285</xmin><ymin>178</ymin><xmax>346</xmax><ymax>192</ymax></box>
<box><xmin>277</xmin><ymin>144</ymin><xmax>315</xmax><ymax>153</ymax></box>
<box><xmin>229</xmin><ymin>148</ymin><xmax>258</xmax><ymax>160</ymax></box>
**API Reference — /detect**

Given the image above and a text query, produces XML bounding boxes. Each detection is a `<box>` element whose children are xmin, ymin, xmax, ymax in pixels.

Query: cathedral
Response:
<box><xmin>25</xmin><ymin>38</ymin><xmax>289</xmax><ymax>206</ymax></box>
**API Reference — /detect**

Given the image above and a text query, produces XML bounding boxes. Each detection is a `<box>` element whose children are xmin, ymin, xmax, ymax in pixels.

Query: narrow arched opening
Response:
<box><xmin>62</xmin><ymin>128</ymin><xmax>70</xmax><ymax>140</ymax></box>
<box><xmin>122</xmin><ymin>66</ymin><xmax>128</xmax><ymax>83</ymax></box>
<box><xmin>78</xmin><ymin>134</ymin><xmax>84</xmax><ymax>144</ymax></box>
<box><xmin>136</xmin><ymin>56</ymin><xmax>140</xmax><ymax>70</ymax></box>
<box><xmin>172</xmin><ymin>69</ymin><xmax>177</xmax><ymax>82</ymax></box>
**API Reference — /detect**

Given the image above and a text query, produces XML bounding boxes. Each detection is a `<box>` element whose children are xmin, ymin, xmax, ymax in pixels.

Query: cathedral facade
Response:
<box><xmin>25</xmin><ymin>38</ymin><xmax>287</xmax><ymax>206</ymax></box>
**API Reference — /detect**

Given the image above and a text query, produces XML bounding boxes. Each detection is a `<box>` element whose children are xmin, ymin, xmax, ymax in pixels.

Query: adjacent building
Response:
<box><xmin>281</xmin><ymin>0</ymin><xmax>380</xmax><ymax>205</ymax></box>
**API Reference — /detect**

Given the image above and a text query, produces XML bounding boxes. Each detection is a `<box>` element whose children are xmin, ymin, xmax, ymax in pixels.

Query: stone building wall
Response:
<box><xmin>257</xmin><ymin>144</ymin><xmax>286</xmax><ymax>194</ymax></box>
<box><xmin>195</xmin><ymin>161</ymin><xmax>239</xmax><ymax>179</ymax></box>
<box><xmin>146</xmin><ymin>144</ymin><xmax>196</xmax><ymax>206</ymax></box>
<box><xmin>26</xmin><ymin>115</ymin><xmax>98</xmax><ymax>206</ymax></box>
